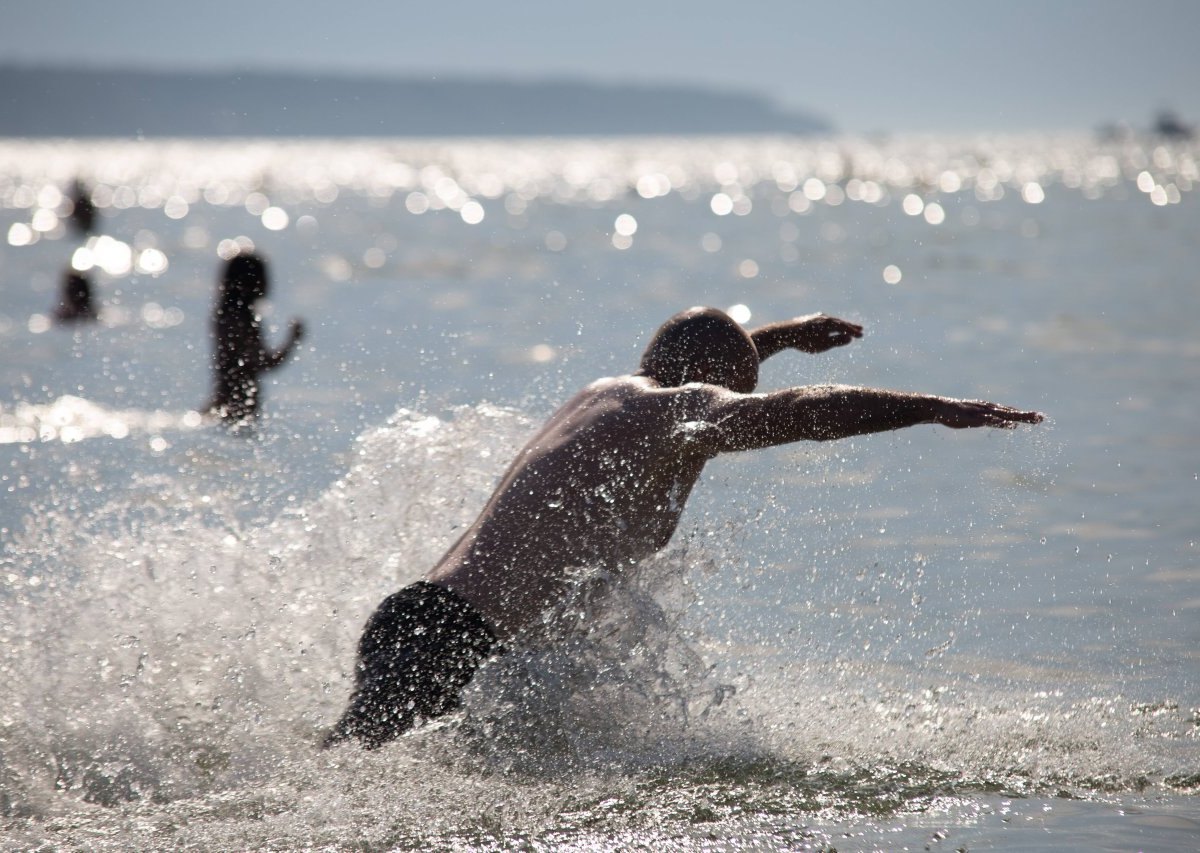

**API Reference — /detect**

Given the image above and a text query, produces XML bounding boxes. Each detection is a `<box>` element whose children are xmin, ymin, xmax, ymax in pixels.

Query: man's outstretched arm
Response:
<box><xmin>749</xmin><ymin>314</ymin><xmax>863</xmax><ymax>361</ymax></box>
<box><xmin>696</xmin><ymin>384</ymin><xmax>1043</xmax><ymax>454</ymax></box>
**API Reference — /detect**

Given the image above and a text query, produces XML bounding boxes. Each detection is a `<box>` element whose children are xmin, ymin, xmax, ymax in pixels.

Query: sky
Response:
<box><xmin>3</xmin><ymin>0</ymin><xmax>1198</xmax><ymax>134</ymax></box>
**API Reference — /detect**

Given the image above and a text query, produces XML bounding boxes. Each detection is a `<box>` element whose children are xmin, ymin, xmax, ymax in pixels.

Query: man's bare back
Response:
<box><xmin>427</xmin><ymin>376</ymin><xmax>713</xmax><ymax>636</ymax></box>
<box><xmin>326</xmin><ymin>307</ymin><xmax>1042</xmax><ymax>748</ymax></box>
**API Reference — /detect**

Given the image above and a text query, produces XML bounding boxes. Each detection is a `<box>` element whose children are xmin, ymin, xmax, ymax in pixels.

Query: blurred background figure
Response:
<box><xmin>52</xmin><ymin>269</ymin><xmax>97</xmax><ymax>323</ymax></box>
<box><xmin>1153</xmin><ymin>109</ymin><xmax>1195</xmax><ymax>140</ymax></box>
<box><xmin>66</xmin><ymin>179</ymin><xmax>96</xmax><ymax>236</ymax></box>
<box><xmin>205</xmin><ymin>252</ymin><xmax>305</xmax><ymax>429</ymax></box>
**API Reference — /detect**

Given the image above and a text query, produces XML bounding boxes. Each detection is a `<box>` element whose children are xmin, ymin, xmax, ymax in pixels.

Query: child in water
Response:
<box><xmin>206</xmin><ymin>252</ymin><xmax>305</xmax><ymax>428</ymax></box>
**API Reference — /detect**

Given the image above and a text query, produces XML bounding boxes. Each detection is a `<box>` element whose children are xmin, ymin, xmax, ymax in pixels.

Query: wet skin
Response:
<box><xmin>427</xmin><ymin>309</ymin><xmax>1043</xmax><ymax>638</ymax></box>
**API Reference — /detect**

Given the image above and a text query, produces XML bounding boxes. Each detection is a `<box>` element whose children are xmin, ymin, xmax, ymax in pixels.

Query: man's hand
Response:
<box><xmin>791</xmin><ymin>314</ymin><xmax>864</xmax><ymax>353</ymax></box>
<box><xmin>934</xmin><ymin>398</ymin><xmax>1044</xmax><ymax>429</ymax></box>
<box><xmin>749</xmin><ymin>314</ymin><xmax>864</xmax><ymax>360</ymax></box>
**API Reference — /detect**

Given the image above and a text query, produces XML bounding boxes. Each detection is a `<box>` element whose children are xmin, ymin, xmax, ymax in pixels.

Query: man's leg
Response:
<box><xmin>323</xmin><ymin>583</ymin><xmax>498</xmax><ymax>749</ymax></box>
<box><xmin>324</xmin><ymin>589</ymin><xmax>423</xmax><ymax>748</ymax></box>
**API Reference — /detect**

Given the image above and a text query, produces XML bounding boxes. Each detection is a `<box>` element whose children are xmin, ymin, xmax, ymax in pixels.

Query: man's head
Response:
<box><xmin>637</xmin><ymin>307</ymin><xmax>759</xmax><ymax>392</ymax></box>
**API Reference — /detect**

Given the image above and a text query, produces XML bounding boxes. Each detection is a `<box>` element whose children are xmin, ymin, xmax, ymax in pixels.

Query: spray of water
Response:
<box><xmin>1</xmin><ymin>404</ymin><xmax>1195</xmax><ymax>848</ymax></box>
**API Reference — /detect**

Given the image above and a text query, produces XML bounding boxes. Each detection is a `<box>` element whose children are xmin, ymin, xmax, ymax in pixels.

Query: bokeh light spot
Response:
<box><xmin>727</xmin><ymin>303</ymin><xmax>752</xmax><ymax>324</ymax></box>
<box><xmin>135</xmin><ymin>248</ymin><xmax>169</xmax><ymax>276</ymax></box>
<box><xmin>261</xmin><ymin>207</ymin><xmax>289</xmax><ymax>231</ymax></box>
<box><xmin>7</xmin><ymin>223</ymin><xmax>34</xmax><ymax>246</ymax></box>
<box><xmin>405</xmin><ymin>192</ymin><xmax>430</xmax><ymax>214</ymax></box>
<box><xmin>460</xmin><ymin>200</ymin><xmax>485</xmax><ymax>224</ymax></box>
<box><xmin>710</xmin><ymin>193</ymin><xmax>733</xmax><ymax>216</ymax></box>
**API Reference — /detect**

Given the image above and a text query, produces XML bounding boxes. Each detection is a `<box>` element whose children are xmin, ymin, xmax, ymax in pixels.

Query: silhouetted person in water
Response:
<box><xmin>206</xmin><ymin>253</ymin><xmax>304</xmax><ymax>428</ymax></box>
<box><xmin>1154</xmin><ymin>110</ymin><xmax>1194</xmax><ymax>140</ymax></box>
<box><xmin>324</xmin><ymin>307</ymin><xmax>1044</xmax><ymax>749</ymax></box>
<box><xmin>53</xmin><ymin>270</ymin><xmax>98</xmax><ymax>324</ymax></box>
<box><xmin>66</xmin><ymin>180</ymin><xmax>96</xmax><ymax>236</ymax></box>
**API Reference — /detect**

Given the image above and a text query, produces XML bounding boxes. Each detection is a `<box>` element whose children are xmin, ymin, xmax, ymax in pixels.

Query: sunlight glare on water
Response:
<box><xmin>0</xmin><ymin>131</ymin><xmax>1198</xmax><ymax>849</ymax></box>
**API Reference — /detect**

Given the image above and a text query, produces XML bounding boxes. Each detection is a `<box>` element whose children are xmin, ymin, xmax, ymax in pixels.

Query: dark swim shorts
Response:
<box><xmin>323</xmin><ymin>581</ymin><xmax>498</xmax><ymax>749</ymax></box>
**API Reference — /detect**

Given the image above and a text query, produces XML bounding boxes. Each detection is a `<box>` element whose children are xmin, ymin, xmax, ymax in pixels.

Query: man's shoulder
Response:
<box><xmin>587</xmin><ymin>374</ymin><xmax>727</xmax><ymax>394</ymax></box>
<box><xmin>578</xmin><ymin>374</ymin><xmax>658</xmax><ymax>400</ymax></box>
<box><xmin>579</xmin><ymin>376</ymin><xmax>741</xmax><ymax>423</ymax></box>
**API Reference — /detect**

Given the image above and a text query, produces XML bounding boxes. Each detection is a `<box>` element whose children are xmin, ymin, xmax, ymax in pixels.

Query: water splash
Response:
<box><xmin>2</xmin><ymin>403</ymin><xmax>1194</xmax><ymax>850</ymax></box>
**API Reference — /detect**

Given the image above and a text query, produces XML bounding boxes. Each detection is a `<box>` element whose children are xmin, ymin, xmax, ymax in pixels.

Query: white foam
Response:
<box><xmin>0</xmin><ymin>404</ymin><xmax>1195</xmax><ymax>847</ymax></box>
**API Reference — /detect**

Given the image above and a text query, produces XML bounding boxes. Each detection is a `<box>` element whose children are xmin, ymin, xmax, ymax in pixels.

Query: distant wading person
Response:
<box><xmin>324</xmin><ymin>307</ymin><xmax>1043</xmax><ymax>749</ymax></box>
<box><xmin>53</xmin><ymin>270</ymin><xmax>97</xmax><ymax>324</ymax></box>
<box><xmin>206</xmin><ymin>253</ymin><xmax>305</xmax><ymax>427</ymax></box>
<box><xmin>57</xmin><ymin>180</ymin><xmax>99</xmax><ymax>324</ymax></box>
<box><xmin>67</xmin><ymin>180</ymin><xmax>96</xmax><ymax>237</ymax></box>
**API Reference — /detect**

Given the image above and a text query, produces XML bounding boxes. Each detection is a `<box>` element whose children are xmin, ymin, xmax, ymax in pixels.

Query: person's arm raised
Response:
<box><xmin>748</xmin><ymin>314</ymin><xmax>863</xmax><ymax>361</ymax></box>
<box><xmin>263</xmin><ymin>319</ymin><xmax>306</xmax><ymax>371</ymax></box>
<box><xmin>694</xmin><ymin>384</ymin><xmax>1042</xmax><ymax>454</ymax></box>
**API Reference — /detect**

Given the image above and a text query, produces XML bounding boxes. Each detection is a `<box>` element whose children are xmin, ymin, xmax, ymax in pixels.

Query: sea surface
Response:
<box><xmin>0</xmin><ymin>133</ymin><xmax>1197</xmax><ymax>851</ymax></box>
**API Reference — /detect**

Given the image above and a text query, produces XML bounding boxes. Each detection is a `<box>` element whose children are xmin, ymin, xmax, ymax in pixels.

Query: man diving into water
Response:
<box><xmin>324</xmin><ymin>307</ymin><xmax>1043</xmax><ymax>748</ymax></box>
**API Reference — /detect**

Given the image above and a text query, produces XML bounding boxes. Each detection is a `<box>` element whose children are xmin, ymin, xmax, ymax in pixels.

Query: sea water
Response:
<box><xmin>0</xmin><ymin>134</ymin><xmax>1197</xmax><ymax>850</ymax></box>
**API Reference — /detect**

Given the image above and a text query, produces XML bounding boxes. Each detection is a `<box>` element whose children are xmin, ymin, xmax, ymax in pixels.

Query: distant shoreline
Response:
<box><xmin>0</xmin><ymin>65</ymin><xmax>831</xmax><ymax>139</ymax></box>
